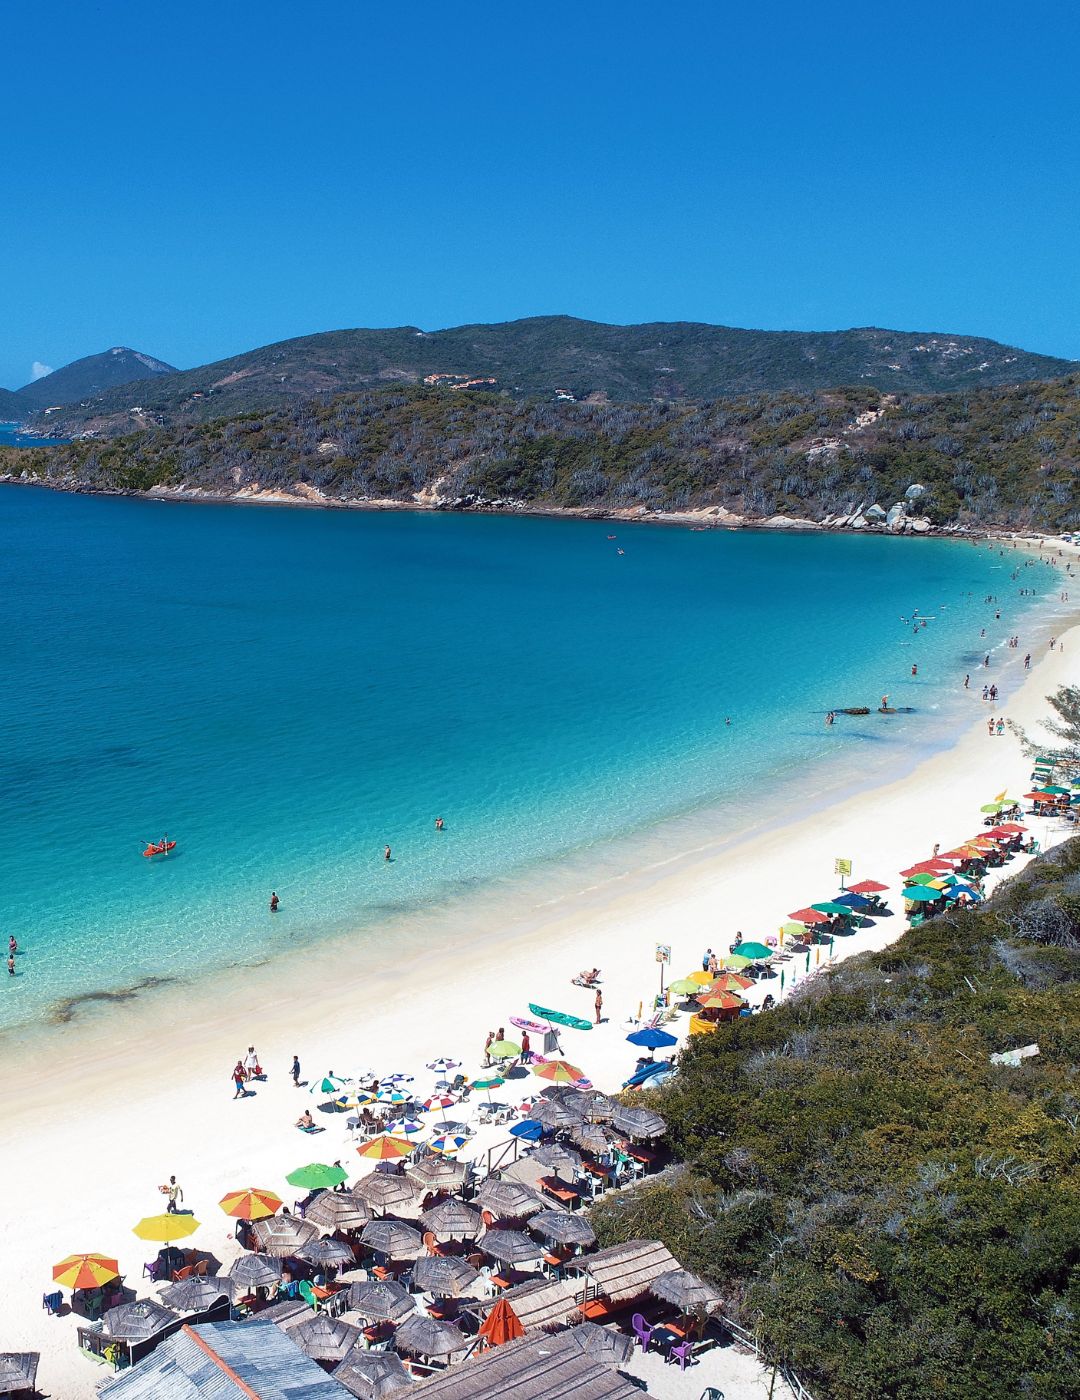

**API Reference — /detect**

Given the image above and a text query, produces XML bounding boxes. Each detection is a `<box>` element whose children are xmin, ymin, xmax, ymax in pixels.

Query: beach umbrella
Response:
<box><xmin>780</xmin><ymin>921</ymin><xmax>808</xmax><ymax>938</ymax></box>
<box><xmin>352</xmin><ymin>1171</ymin><xmax>420</xmax><ymax>1214</ymax></box>
<box><xmin>227</xmin><ymin>1253</ymin><xmax>283</xmax><ymax>1290</ymax></box>
<box><xmin>347</xmin><ymin>1278</ymin><xmax>416</xmax><ymax>1323</ymax></box>
<box><xmin>848</xmin><ymin>880</ymin><xmax>888</xmax><ymax>894</ymax></box>
<box><xmin>430</xmin><ymin>1119</ymin><xmax>472</xmax><ymax>1137</ymax></box>
<box><xmin>902</xmin><ymin>885</ymin><xmax>941</xmax><ymax>903</ymax></box>
<box><xmin>721</xmin><ymin>953</ymin><xmax>753</xmax><ymax>970</ymax></box>
<box><xmin>292</xmin><ymin>1314</ymin><xmax>361</xmax><ymax>1364</ymax></box>
<box><xmin>611</xmin><ymin>1105</ymin><xmax>668</xmax><ymax>1139</ymax></box>
<box><xmin>409</xmin><ymin>1155</ymin><xmax>467</xmax><ymax>1189</ymax></box>
<box><xmin>250</xmin><ymin>1214</ymin><xmax>319</xmax><ymax>1256</ymax></box>
<box><xmin>789</xmin><ymin>907</ymin><xmax>829</xmax><ymax>924</ymax></box>
<box><xmin>332</xmin><ymin>1350</ymin><xmax>412</xmax><ymax>1398</ymax></box>
<box><xmin>334</xmin><ymin>1090</ymin><xmax>376</xmax><ymax>1112</ymax></box>
<box><xmin>304</xmin><ymin>1189</ymin><xmax>372</xmax><ymax>1233</ymax></box>
<box><xmin>509</xmin><ymin>1118</ymin><xmax>544</xmax><ymax>1141</ymax></box>
<box><xmin>356</xmin><ymin>1134</ymin><xmax>414</xmax><ymax>1162</ymax></box>
<box><xmin>53</xmin><ymin>1253</ymin><xmax>119</xmax><ymax>1290</ymax></box>
<box><xmin>694</xmin><ymin>989</ymin><xmax>744</xmax><ymax>1010</ymax></box>
<box><xmin>375</xmin><ymin>1088</ymin><xmax>414</xmax><ymax>1106</ymax></box>
<box><xmin>395</xmin><ymin>1313</ymin><xmax>468</xmax><ymax>1359</ymax></box>
<box><xmin>688</xmin><ymin>970</ymin><xmax>714</xmax><ymax>986</ymax></box>
<box><xmin>560</xmin><ymin>1320</ymin><xmax>634</xmax><ymax>1365</ymax></box>
<box><xmin>160</xmin><ymin>1273</ymin><xmax>235</xmax><ymax>1311</ymax></box>
<box><xmin>423</xmin><ymin>1094</ymin><xmax>457</xmax><ymax>1111</ymax></box>
<box><xmin>411</xmin><ymin>1254</ymin><xmax>480</xmax><ymax>1298</ymax></box>
<box><xmin>218</xmin><ymin>1188</ymin><xmax>282</xmax><ymax>1223</ymax></box>
<box><xmin>528</xmin><ymin>1210</ymin><xmax>597</xmax><ymax>1247</ymax></box>
<box><xmin>578</xmin><ymin>1090</ymin><xmax>617</xmax><ymax>1122</ymax></box>
<box><xmin>475</xmin><ymin>1179</ymin><xmax>545</xmax><ymax>1220</ymax></box>
<box><xmin>626</xmin><ymin>1026</ymin><xmax>677</xmax><ymax>1049</ymax></box>
<box><xmin>650</xmin><ymin>1267</ymin><xmax>722</xmax><ymax>1315</ymax></box>
<box><xmin>426</xmin><ymin>1058</ymin><xmax>460</xmax><ymax>1075</ymax></box>
<box><xmin>668</xmin><ymin>976</ymin><xmax>703</xmax><ymax>995</ymax></box>
<box><xmin>420</xmin><ymin>1197</ymin><xmax>483</xmax><ymax>1238</ymax></box>
<box><xmin>528</xmin><ymin>1141</ymin><xmax>582</xmax><ymax>1174</ymax></box>
<box><xmin>488</xmin><ymin>1040</ymin><xmax>522</xmax><ymax>1061</ymax></box>
<box><xmin>531</xmin><ymin>1097</ymin><xmax>583</xmax><ymax>1130</ymax></box>
<box><xmin>1040</xmin><ymin>785</ymin><xmax>1070</xmax><ymax>795</ymax></box>
<box><xmin>380</xmin><ymin>1072</ymin><xmax>415</xmax><ymax>1086</ymax></box>
<box><xmin>980</xmin><ymin>801</ymin><xmax>1008</xmax><ymax>813</ymax></box>
<box><xmin>709</xmin><ymin>972</ymin><xmax>754</xmax><ymax>993</ymax></box>
<box><xmin>360</xmin><ymin>1219</ymin><xmax>423</xmax><ymax>1258</ymax></box>
<box><xmin>532</xmin><ymin>1059</ymin><xmax>586</xmax><ymax>1085</ymax></box>
<box><xmin>102</xmin><ymin>1299</ymin><xmax>179</xmax><ymax>1341</ymax></box>
<box><xmin>310</xmin><ymin>1074</ymin><xmax>347</xmax><ymax>1096</ymax></box>
<box><xmin>298</xmin><ymin>1237</ymin><xmax>356</xmax><ymax>1270</ymax></box>
<box><xmin>286</xmin><ymin>1162</ymin><xmax>349</xmax><ymax>1190</ymax></box>
<box><xmin>471</xmin><ymin>1074</ymin><xmax>506</xmax><ymax>1092</ymax></box>
<box><xmin>732</xmin><ymin>940</ymin><xmax>776</xmax><ymax>959</ymax></box>
<box><xmin>480</xmin><ymin>1228</ymin><xmax>544</xmax><ymax>1267</ymax></box>
<box><xmin>429</xmin><ymin>1134</ymin><xmax>470</xmax><ymax>1155</ymax></box>
<box><xmin>133</xmin><ymin>1214</ymin><xmax>200</xmax><ymax>1245</ymax></box>
<box><xmin>477</xmin><ymin>1297</ymin><xmax>526</xmax><ymax>1346</ymax></box>
<box><xmin>569</xmin><ymin>1122</ymin><xmax>618</xmax><ymax>1154</ymax></box>
<box><xmin>385</xmin><ymin>1118</ymin><xmax>425</xmax><ymax>1137</ymax></box>
<box><xmin>905</xmin><ymin>871</ymin><xmax>943</xmax><ymax>885</ymax></box>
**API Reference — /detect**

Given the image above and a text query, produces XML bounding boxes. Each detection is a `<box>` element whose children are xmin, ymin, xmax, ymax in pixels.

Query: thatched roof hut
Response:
<box><xmin>479</xmin><ymin>1228</ymin><xmax>544</xmax><ymax>1267</ymax></box>
<box><xmin>531</xmin><ymin>1098</ymin><xmax>583</xmax><ymax>1131</ymax></box>
<box><xmin>305</xmin><ymin>1189</ymin><xmax>373</xmax><ymax>1232</ymax></box>
<box><xmin>291</xmin><ymin>1313</ymin><xmax>362</xmax><ymax>1362</ymax></box>
<box><xmin>333</xmin><ymin>1348</ymin><xmax>413</xmax><ymax>1398</ymax></box>
<box><xmin>474</xmin><ymin>1178</ymin><xmax>545</xmax><ymax>1221</ymax></box>
<box><xmin>559</xmin><ymin>1321</ymin><xmax>634</xmax><ymax>1365</ymax></box>
<box><xmin>0</xmin><ymin>1353</ymin><xmax>39</xmax><ymax>1396</ymax></box>
<box><xmin>102</xmin><ymin>1299</ymin><xmax>179</xmax><ymax>1341</ymax></box>
<box><xmin>570</xmin><ymin>1239</ymin><xmax>680</xmax><ymax>1305</ymax></box>
<box><xmin>649</xmin><ymin>1267</ymin><xmax>722</xmax><ymax>1314</ymax></box>
<box><xmin>393</xmin><ymin>1314</ymin><xmax>467</xmax><ymax>1359</ymax></box>
<box><xmin>159</xmin><ymin>1273</ymin><xmax>235</xmax><ymax>1312</ymax></box>
<box><xmin>409</xmin><ymin>1155</ymin><xmax>467</xmax><ymax>1190</ymax></box>
<box><xmin>419</xmin><ymin>1197</ymin><xmax>482</xmax><ymax>1239</ymax></box>
<box><xmin>527</xmin><ymin>1142</ymin><xmax>582</xmax><ymax>1174</ymax></box>
<box><xmin>611</xmin><ymin>1106</ymin><xmax>667</xmax><ymax>1139</ymax></box>
<box><xmin>410</xmin><ymin>1254</ymin><xmax>480</xmax><ymax>1298</ymax></box>
<box><xmin>250</xmin><ymin>1214</ymin><xmax>319</xmax><ymax>1257</ymax></box>
<box><xmin>297</xmin><ymin>1237</ymin><xmax>356</xmax><ymax>1270</ymax></box>
<box><xmin>567</xmin><ymin>1123</ymin><xmax>618</xmax><ymax>1155</ymax></box>
<box><xmin>359</xmin><ymin>1219</ymin><xmax>422</xmax><ymax>1258</ymax></box>
<box><xmin>226</xmin><ymin>1252</ymin><xmax>283</xmax><ymax>1289</ymax></box>
<box><xmin>403</xmin><ymin>1334</ymin><xmax>639</xmax><ymax>1399</ymax></box>
<box><xmin>353</xmin><ymin>1172</ymin><xmax>421</xmax><ymax>1215</ymax></box>
<box><xmin>487</xmin><ymin>1276</ymin><xmax>582</xmax><ymax>1331</ymax></box>
<box><xmin>347</xmin><ymin>1278</ymin><xmax>416</xmax><ymax>1324</ymax></box>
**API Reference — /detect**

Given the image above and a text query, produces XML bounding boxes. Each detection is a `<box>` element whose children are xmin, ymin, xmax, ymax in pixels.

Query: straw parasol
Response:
<box><xmin>304</xmin><ymin>1189</ymin><xmax>372</xmax><ymax>1233</ymax></box>
<box><xmin>219</xmin><ymin>1188</ymin><xmax>282</xmax><ymax>1221</ymax></box>
<box><xmin>560</xmin><ymin>1320</ymin><xmax>634</xmax><ymax>1364</ymax></box>
<box><xmin>359</xmin><ymin>1219</ymin><xmax>423</xmax><ymax>1258</ymax></box>
<box><xmin>575</xmin><ymin>1090</ymin><xmax>616</xmax><ymax>1123</ymax></box>
<box><xmin>333</xmin><ymin>1349</ymin><xmax>413</xmax><ymax>1399</ymax></box>
<box><xmin>649</xmin><ymin>1267</ymin><xmax>722</xmax><ymax>1314</ymax></box>
<box><xmin>0</xmin><ymin>1354</ymin><xmax>39</xmax><ymax>1396</ymax></box>
<box><xmin>531</xmin><ymin>1098</ymin><xmax>583</xmax><ymax>1131</ymax></box>
<box><xmin>410</xmin><ymin>1254</ymin><xmax>480</xmax><ymax>1298</ymax></box>
<box><xmin>568</xmin><ymin>1122</ymin><xmax>617</xmax><ymax>1154</ymax></box>
<box><xmin>292</xmin><ymin>1313</ymin><xmax>362</xmax><ymax>1363</ymax></box>
<box><xmin>394</xmin><ymin>1313</ymin><xmax>468</xmax><ymax>1359</ymax></box>
<box><xmin>347</xmin><ymin>1278</ymin><xmax>416</xmax><ymax>1323</ymax></box>
<box><xmin>611</xmin><ymin>1106</ymin><xmax>667</xmax><ymax>1140</ymax></box>
<box><xmin>352</xmin><ymin>1171</ymin><xmax>421</xmax><ymax>1215</ymax></box>
<box><xmin>250</xmin><ymin>1214</ymin><xmax>319</xmax><ymax>1256</ymax></box>
<box><xmin>227</xmin><ymin>1253</ymin><xmax>283</xmax><ymax>1289</ymax></box>
<box><xmin>527</xmin><ymin>1141</ymin><xmax>582</xmax><ymax>1174</ymax></box>
<box><xmin>409</xmin><ymin>1155</ymin><xmax>467</xmax><ymax>1189</ymax></box>
<box><xmin>52</xmin><ymin>1253</ymin><xmax>119</xmax><ymax>1290</ymax></box>
<box><xmin>480</xmin><ymin>1229</ymin><xmax>545</xmax><ymax>1267</ymax></box>
<box><xmin>102</xmin><ymin>1299</ymin><xmax>179</xmax><ymax>1341</ymax></box>
<box><xmin>298</xmin><ymin>1237</ymin><xmax>356</xmax><ymax>1270</ymax></box>
<box><xmin>528</xmin><ymin>1210</ymin><xmax>597</xmax><ymax>1248</ymax></box>
<box><xmin>159</xmin><ymin>1273</ymin><xmax>234</xmax><ymax>1312</ymax></box>
<box><xmin>419</xmin><ymin>1197</ymin><xmax>483</xmax><ymax>1239</ymax></box>
<box><xmin>475</xmin><ymin>1178</ymin><xmax>545</xmax><ymax>1220</ymax></box>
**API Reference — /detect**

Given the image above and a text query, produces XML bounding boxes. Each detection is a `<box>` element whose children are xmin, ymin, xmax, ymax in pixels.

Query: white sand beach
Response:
<box><xmin>3</xmin><ymin>606</ymin><xmax>1079</xmax><ymax>1398</ymax></box>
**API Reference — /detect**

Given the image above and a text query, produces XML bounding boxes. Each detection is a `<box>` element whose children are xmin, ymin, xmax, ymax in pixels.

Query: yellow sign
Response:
<box><xmin>834</xmin><ymin>858</ymin><xmax>852</xmax><ymax>876</ymax></box>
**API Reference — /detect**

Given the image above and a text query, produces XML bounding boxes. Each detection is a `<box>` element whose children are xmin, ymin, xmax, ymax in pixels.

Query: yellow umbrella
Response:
<box><xmin>219</xmin><ymin>1188</ymin><xmax>282</xmax><ymax>1221</ymax></box>
<box><xmin>133</xmin><ymin>1214</ymin><xmax>201</xmax><ymax>1244</ymax></box>
<box><xmin>531</xmin><ymin>1059</ymin><xmax>585</xmax><ymax>1084</ymax></box>
<box><xmin>53</xmin><ymin>1253</ymin><xmax>119</xmax><ymax>1290</ymax></box>
<box><xmin>355</xmin><ymin>1134</ymin><xmax>414</xmax><ymax>1161</ymax></box>
<box><xmin>688</xmin><ymin>970</ymin><xmax>713</xmax><ymax>986</ymax></box>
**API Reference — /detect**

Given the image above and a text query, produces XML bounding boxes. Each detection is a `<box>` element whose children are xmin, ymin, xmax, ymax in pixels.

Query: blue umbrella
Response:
<box><xmin>835</xmin><ymin>892</ymin><xmax>870</xmax><ymax>908</ymax></box>
<box><xmin>509</xmin><ymin>1119</ymin><xmax>544</xmax><ymax>1141</ymax></box>
<box><xmin>626</xmin><ymin>1027</ymin><xmax>678</xmax><ymax>1049</ymax></box>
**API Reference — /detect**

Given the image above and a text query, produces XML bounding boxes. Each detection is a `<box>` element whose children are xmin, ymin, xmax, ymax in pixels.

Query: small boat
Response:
<box><xmin>142</xmin><ymin>837</ymin><xmax>176</xmax><ymax>859</ymax></box>
<box><xmin>510</xmin><ymin>1016</ymin><xmax>549</xmax><ymax>1036</ymax></box>
<box><xmin>528</xmin><ymin>1002</ymin><xmax>593</xmax><ymax>1031</ymax></box>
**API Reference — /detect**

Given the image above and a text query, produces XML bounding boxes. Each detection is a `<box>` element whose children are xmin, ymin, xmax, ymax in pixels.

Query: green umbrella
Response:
<box><xmin>723</xmin><ymin>954</ymin><xmax>752</xmax><ymax>970</ymax></box>
<box><xmin>731</xmin><ymin>941</ymin><xmax>773</xmax><ymax>961</ymax></box>
<box><xmin>980</xmin><ymin>801</ymin><xmax>1007</xmax><ymax>814</ymax></box>
<box><xmin>487</xmin><ymin>1040</ymin><xmax>522</xmax><ymax>1060</ymax></box>
<box><xmin>286</xmin><ymin>1162</ymin><xmax>349</xmax><ymax>1190</ymax></box>
<box><xmin>471</xmin><ymin>1075</ymin><xmax>505</xmax><ymax>1092</ymax></box>
<box><xmin>810</xmin><ymin>902</ymin><xmax>851</xmax><ymax>916</ymax></box>
<box><xmin>902</xmin><ymin>885</ymin><xmax>941</xmax><ymax>902</ymax></box>
<box><xmin>780</xmin><ymin>922</ymin><xmax>807</xmax><ymax>938</ymax></box>
<box><xmin>668</xmin><ymin>977</ymin><xmax>703</xmax><ymax>995</ymax></box>
<box><xmin>1039</xmin><ymin>785</ymin><xmax>1070</xmax><ymax>795</ymax></box>
<box><xmin>309</xmin><ymin>1074</ymin><xmax>346</xmax><ymax>1096</ymax></box>
<box><xmin>905</xmin><ymin>871</ymin><xmax>941</xmax><ymax>886</ymax></box>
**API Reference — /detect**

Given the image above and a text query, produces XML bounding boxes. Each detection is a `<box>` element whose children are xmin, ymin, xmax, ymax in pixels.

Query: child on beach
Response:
<box><xmin>232</xmin><ymin>1062</ymin><xmax>247</xmax><ymax>1098</ymax></box>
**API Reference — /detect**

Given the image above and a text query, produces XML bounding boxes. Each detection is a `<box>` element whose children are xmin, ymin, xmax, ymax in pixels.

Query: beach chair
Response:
<box><xmin>42</xmin><ymin>1289</ymin><xmax>63</xmax><ymax>1315</ymax></box>
<box><xmin>631</xmin><ymin>1313</ymin><xmax>654</xmax><ymax>1351</ymax></box>
<box><xmin>667</xmin><ymin>1339</ymin><xmax>695</xmax><ymax>1369</ymax></box>
<box><xmin>699</xmin><ymin>1390</ymin><xmax>725</xmax><ymax>1400</ymax></box>
<box><xmin>297</xmin><ymin>1279</ymin><xmax>325</xmax><ymax>1312</ymax></box>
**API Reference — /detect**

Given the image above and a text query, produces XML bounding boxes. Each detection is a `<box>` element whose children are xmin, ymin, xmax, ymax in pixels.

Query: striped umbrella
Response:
<box><xmin>426</xmin><ymin>1058</ymin><xmax>460</xmax><ymax>1075</ymax></box>
<box><xmin>424</xmin><ymin>1094</ymin><xmax>457</xmax><ymax>1111</ymax></box>
<box><xmin>376</xmin><ymin>1088</ymin><xmax>413</xmax><ymax>1106</ymax></box>
<box><xmin>386</xmin><ymin>1118</ymin><xmax>425</xmax><ymax>1137</ymax></box>
<box><xmin>531</xmin><ymin>1060</ymin><xmax>585</xmax><ymax>1085</ymax></box>
<box><xmin>53</xmin><ymin>1253</ymin><xmax>119</xmax><ymax>1290</ymax></box>
<box><xmin>428</xmin><ymin>1134</ymin><xmax>470</xmax><ymax>1155</ymax></box>
<box><xmin>355</xmin><ymin>1134</ymin><xmax>414</xmax><ymax>1161</ymax></box>
<box><xmin>218</xmin><ymin>1188</ymin><xmax>282</xmax><ymax>1221</ymax></box>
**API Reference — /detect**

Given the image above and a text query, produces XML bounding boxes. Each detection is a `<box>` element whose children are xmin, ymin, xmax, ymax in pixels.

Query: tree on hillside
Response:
<box><xmin>1012</xmin><ymin>685</ymin><xmax>1080</xmax><ymax>762</ymax></box>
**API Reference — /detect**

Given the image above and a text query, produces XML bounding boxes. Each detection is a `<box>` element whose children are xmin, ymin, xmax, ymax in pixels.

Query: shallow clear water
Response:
<box><xmin>0</xmin><ymin>487</ymin><xmax>1064</xmax><ymax>1028</ymax></box>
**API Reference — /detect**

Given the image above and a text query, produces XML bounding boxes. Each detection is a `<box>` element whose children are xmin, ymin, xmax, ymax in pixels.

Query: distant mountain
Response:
<box><xmin>0</xmin><ymin>387</ymin><xmax>23</xmax><ymax>419</ymax></box>
<box><xmin>25</xmin><ymin>318</ymin><xmax>1073</xmax><ymax>437</ymax></box>
<box><xmin>13</xmin><ymin>347</ymin><xmax>176</xmax><ymax>413</ymax></box>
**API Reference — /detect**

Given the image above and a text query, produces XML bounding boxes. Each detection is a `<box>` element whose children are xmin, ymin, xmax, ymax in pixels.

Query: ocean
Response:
<box><xmin>0</xmin><ymin>421</ymin><xmax>67</xmax><ymax>448</ymax></box>
<box><xmin>0</xmin><ymin>486</ymin><xmax>1066</xmax><ymax>1030</ymax></box>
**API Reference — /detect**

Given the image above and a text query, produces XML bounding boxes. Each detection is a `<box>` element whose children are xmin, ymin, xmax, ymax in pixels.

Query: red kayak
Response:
<box><xmin>142</xmin><ymin>838</ymin><xmax>176</xmax><ymax>859</ymax></box>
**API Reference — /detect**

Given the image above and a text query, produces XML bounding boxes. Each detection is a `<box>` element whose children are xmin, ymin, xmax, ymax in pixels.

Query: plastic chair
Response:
<box><xmin>667</xmin><ymin>1339</ymin><xmax>694</xmax><ymax>1369</ymax></box>
<box><xmin>699</xmin><ymin>1390</ymin><xmax>725</xmax><ymax>1400</ymax></box>
<box><xmin>42</xmin><ymin>1290</ymin><xmax>62</xmax><ymax>1315</ymax></box>
<box><xmin>631</xmin><ymin>1313</ymin><xmax>653</xmax><ymax>1351</ymax></box>
<box><xmin>297</xmin><ymin>1279</ymin><xmax>323</xmax><ymax>1311</ymax></box>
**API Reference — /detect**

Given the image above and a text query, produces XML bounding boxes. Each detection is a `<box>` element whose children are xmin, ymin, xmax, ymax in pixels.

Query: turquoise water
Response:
<box><xmin>0</xmin><ymin>487</ymin><xmax>1065</xmax><ymax>1029</ymax></box>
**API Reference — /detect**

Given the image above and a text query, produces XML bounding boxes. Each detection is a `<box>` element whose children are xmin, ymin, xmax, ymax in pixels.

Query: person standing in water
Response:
<box><xmin>434</xmin><ymin>817</ymin><xmax>444</xmax><ymax>830</ymax></box>
<box><xmin>384</xmin><ymin>845</ymin><xmax>392</xmax><ymax>862</ymax></box>
<box><xmin>269</xmin><ymin>892</ymin><xmax>279</xmax><ymax>913</ymax></box>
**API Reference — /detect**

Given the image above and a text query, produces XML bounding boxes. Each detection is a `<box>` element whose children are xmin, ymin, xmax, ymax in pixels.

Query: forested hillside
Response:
<box><xmin>592</xmin><ymin>839</ymin><xmax>1080</xmax><ymax>1400</ymax></box>
<box><xmin>4</xmin><ymin>372</ymin><xmax>1080</xmax><ymax>530</ymax></box>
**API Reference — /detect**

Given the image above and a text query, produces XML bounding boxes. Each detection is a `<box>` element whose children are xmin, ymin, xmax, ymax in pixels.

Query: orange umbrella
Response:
<box><xmin>709</xmin><ymin>972</ymin><xmax>753</xmax><ymax>993</ymax></box>
<box><xmin>478</xmin><ymin>1296</ymin><xmax>525</xmax><ymax>1346</ymax></box>
<box><xmin>789</xmin><ymin>908</ymin><xmax>828</xmax><ymax>924</ymax></box>
<box><xmin>219</xmin><ymin>1188</ymin><xmax>282</xmax><ymax>1221</ymax></box>
<box><xmin>53</xmin><ymin>1253</ymin><xmax>119</xmax><ymax>1290</ymax></box>
<box><xmin>355</xmin><ymin>1134</ymin><xmax>414</xmax><ymax>1161</ymax></box>
<box><xmin>695</xmin><ymin>989</ymin><xmax>744</xmax><ymax>1010</ymax></box>
<box><xmin>531</xmin><ymin>1060</ymin><xmax>586</xmax><ymax>1085</ymax></box>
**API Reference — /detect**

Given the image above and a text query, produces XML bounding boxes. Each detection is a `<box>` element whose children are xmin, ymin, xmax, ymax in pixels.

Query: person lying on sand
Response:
<box><xmin>573</xmin><ymin>968</ymin><xmax>601</xmax><ymax>986</ymax></box>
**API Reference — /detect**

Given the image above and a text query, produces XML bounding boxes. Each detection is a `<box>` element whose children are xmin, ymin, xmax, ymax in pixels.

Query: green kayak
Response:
<box><xmin>528</xmin><ymin>1002</ymin><xmax>593</xmax><ymax>1031</ymax></box>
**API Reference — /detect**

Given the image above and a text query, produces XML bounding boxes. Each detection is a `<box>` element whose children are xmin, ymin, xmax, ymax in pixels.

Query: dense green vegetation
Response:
<box><xmin>5</xmin><ymin>371</ymin><xmax>1080</xmax><ymax>529</ymax></box>
<box><xmin>19</xmin><ymin>316</ymin><xmax>1072</xmax><ymax>436</ymax></box>
<box><xmin>592</xmin><ymin>841</ymin><xmax>1080</xmax><ymax>1399</ymax></box>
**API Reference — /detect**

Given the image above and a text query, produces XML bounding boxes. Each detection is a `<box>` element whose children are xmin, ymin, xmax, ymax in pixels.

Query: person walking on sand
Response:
<box><xmin>291</xmin><ymin>1054</ymin><xmax>301</xmax><ymax>1088</ymax></box>
<box><xmin>482</xmin><ymin>1031</ymin><xmax>494</xmax><ymax>1067</ymax></box>
<box><xmin>232</xmin><ymin>1062</ymin><xmax>247</xmax><ymax>1098</ymax></box>
<box><xmin>594</xmin><ymin>988</ymin><xmax>603</xmax><ymax>1025</ymax></box>
<box><xmin>163</xmin><ymin>1176</ymin><xmax>183</xmax><ymax>1214</ymax></box>
<box><xmin>987</xmin><ymin>716</ymin><xmax>995</xmax><ymax>736</ymax></box>
<box><xmin>244</xmin><ymin>1046</ymin><xmax>260</xmax><ymax>1082</ymax></box>
<box><xmin>521</xmin><ymin>1031</ymin><xmax>531</xmax><ymax>1060</ymax></box>
<box><xmin>1024</xmin><ymin>653</ymin><xmax>1031</xmax><ymax>669</ymax></box>
<box><xmin>996</xmin><ymin>718</ymin><xmax>1005</xmax><ymax>736</ymax></box>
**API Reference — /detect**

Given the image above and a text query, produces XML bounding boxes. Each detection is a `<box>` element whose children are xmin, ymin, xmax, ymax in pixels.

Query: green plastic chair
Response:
<box><xmin>297</xmin><ymin>1279</ymin><xmax>322</xmax><ymax>1311</ymax></box>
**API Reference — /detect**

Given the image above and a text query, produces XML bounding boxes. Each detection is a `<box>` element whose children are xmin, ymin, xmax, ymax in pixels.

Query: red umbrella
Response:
<box><xmin>995</xmin><ymin>822</ymin><xmax>1026</xmax><ymax>833</ymax></box>
<box><xmin>899</xmin><ymin>862</ymin><xmax>951</xmax><ymax>877</ymax></box>
<box><xmin>848</xmin><ymin>879</ymin><xmax>888</xmax><ymax>894</ymax></box>
<box><xmin>478</xmin><ymin>1297</ymin><xmax>525</xmax><ymax>1347</ymax></box>
<box><xmin>789</xmin><ymin>908</ymin><xmax>829</xmax><ymax>924</ymax></box>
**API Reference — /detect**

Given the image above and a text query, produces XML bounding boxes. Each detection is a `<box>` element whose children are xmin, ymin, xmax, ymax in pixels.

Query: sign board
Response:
<box><xmin>834</xmin><ymin>858</ymin><xmax>852</xmax><ymax>876</ymax></box>
<box><xmin>655</xmin><ymin>944</ymin><xmax>671</xmax><ymax>964</ymax></box>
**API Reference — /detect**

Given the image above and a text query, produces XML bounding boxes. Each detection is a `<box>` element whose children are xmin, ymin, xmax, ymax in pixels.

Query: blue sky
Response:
<box><xmin>3</xmin><ymin>0</ymin><xmax>1078</xmax><ymax>387</ymax></box>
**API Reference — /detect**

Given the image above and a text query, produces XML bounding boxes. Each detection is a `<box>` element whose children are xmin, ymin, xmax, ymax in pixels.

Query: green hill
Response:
<box><xmin>25</xmin><ymin>317</ymin><xmax>1073</xmax><ymax>436</ymax></box>
<box><xmin>0</xmin><ymin>387</ymin><xmax>23</xmax><ymax>419</ymax></box>
<box><xmin>5</xmin><ymin>372</ymin><xmax>1080</xmax><ymax>532</ymax></box>
<box><xmin>12</xmin><ymin>347</ymin><xmax>175</xmax><ymax>413</ymax></box>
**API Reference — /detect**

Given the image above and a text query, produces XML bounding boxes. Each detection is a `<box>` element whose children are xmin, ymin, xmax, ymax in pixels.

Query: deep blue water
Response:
<box><xmin>0</xmin><ymin>421</ymin><xmax>68</xmax><ymax>447</ymax></box>
<box><xmin>0</xmin><ymin>486</ymin><xmax>1064</xmax><ymax>1027</ymax></box>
